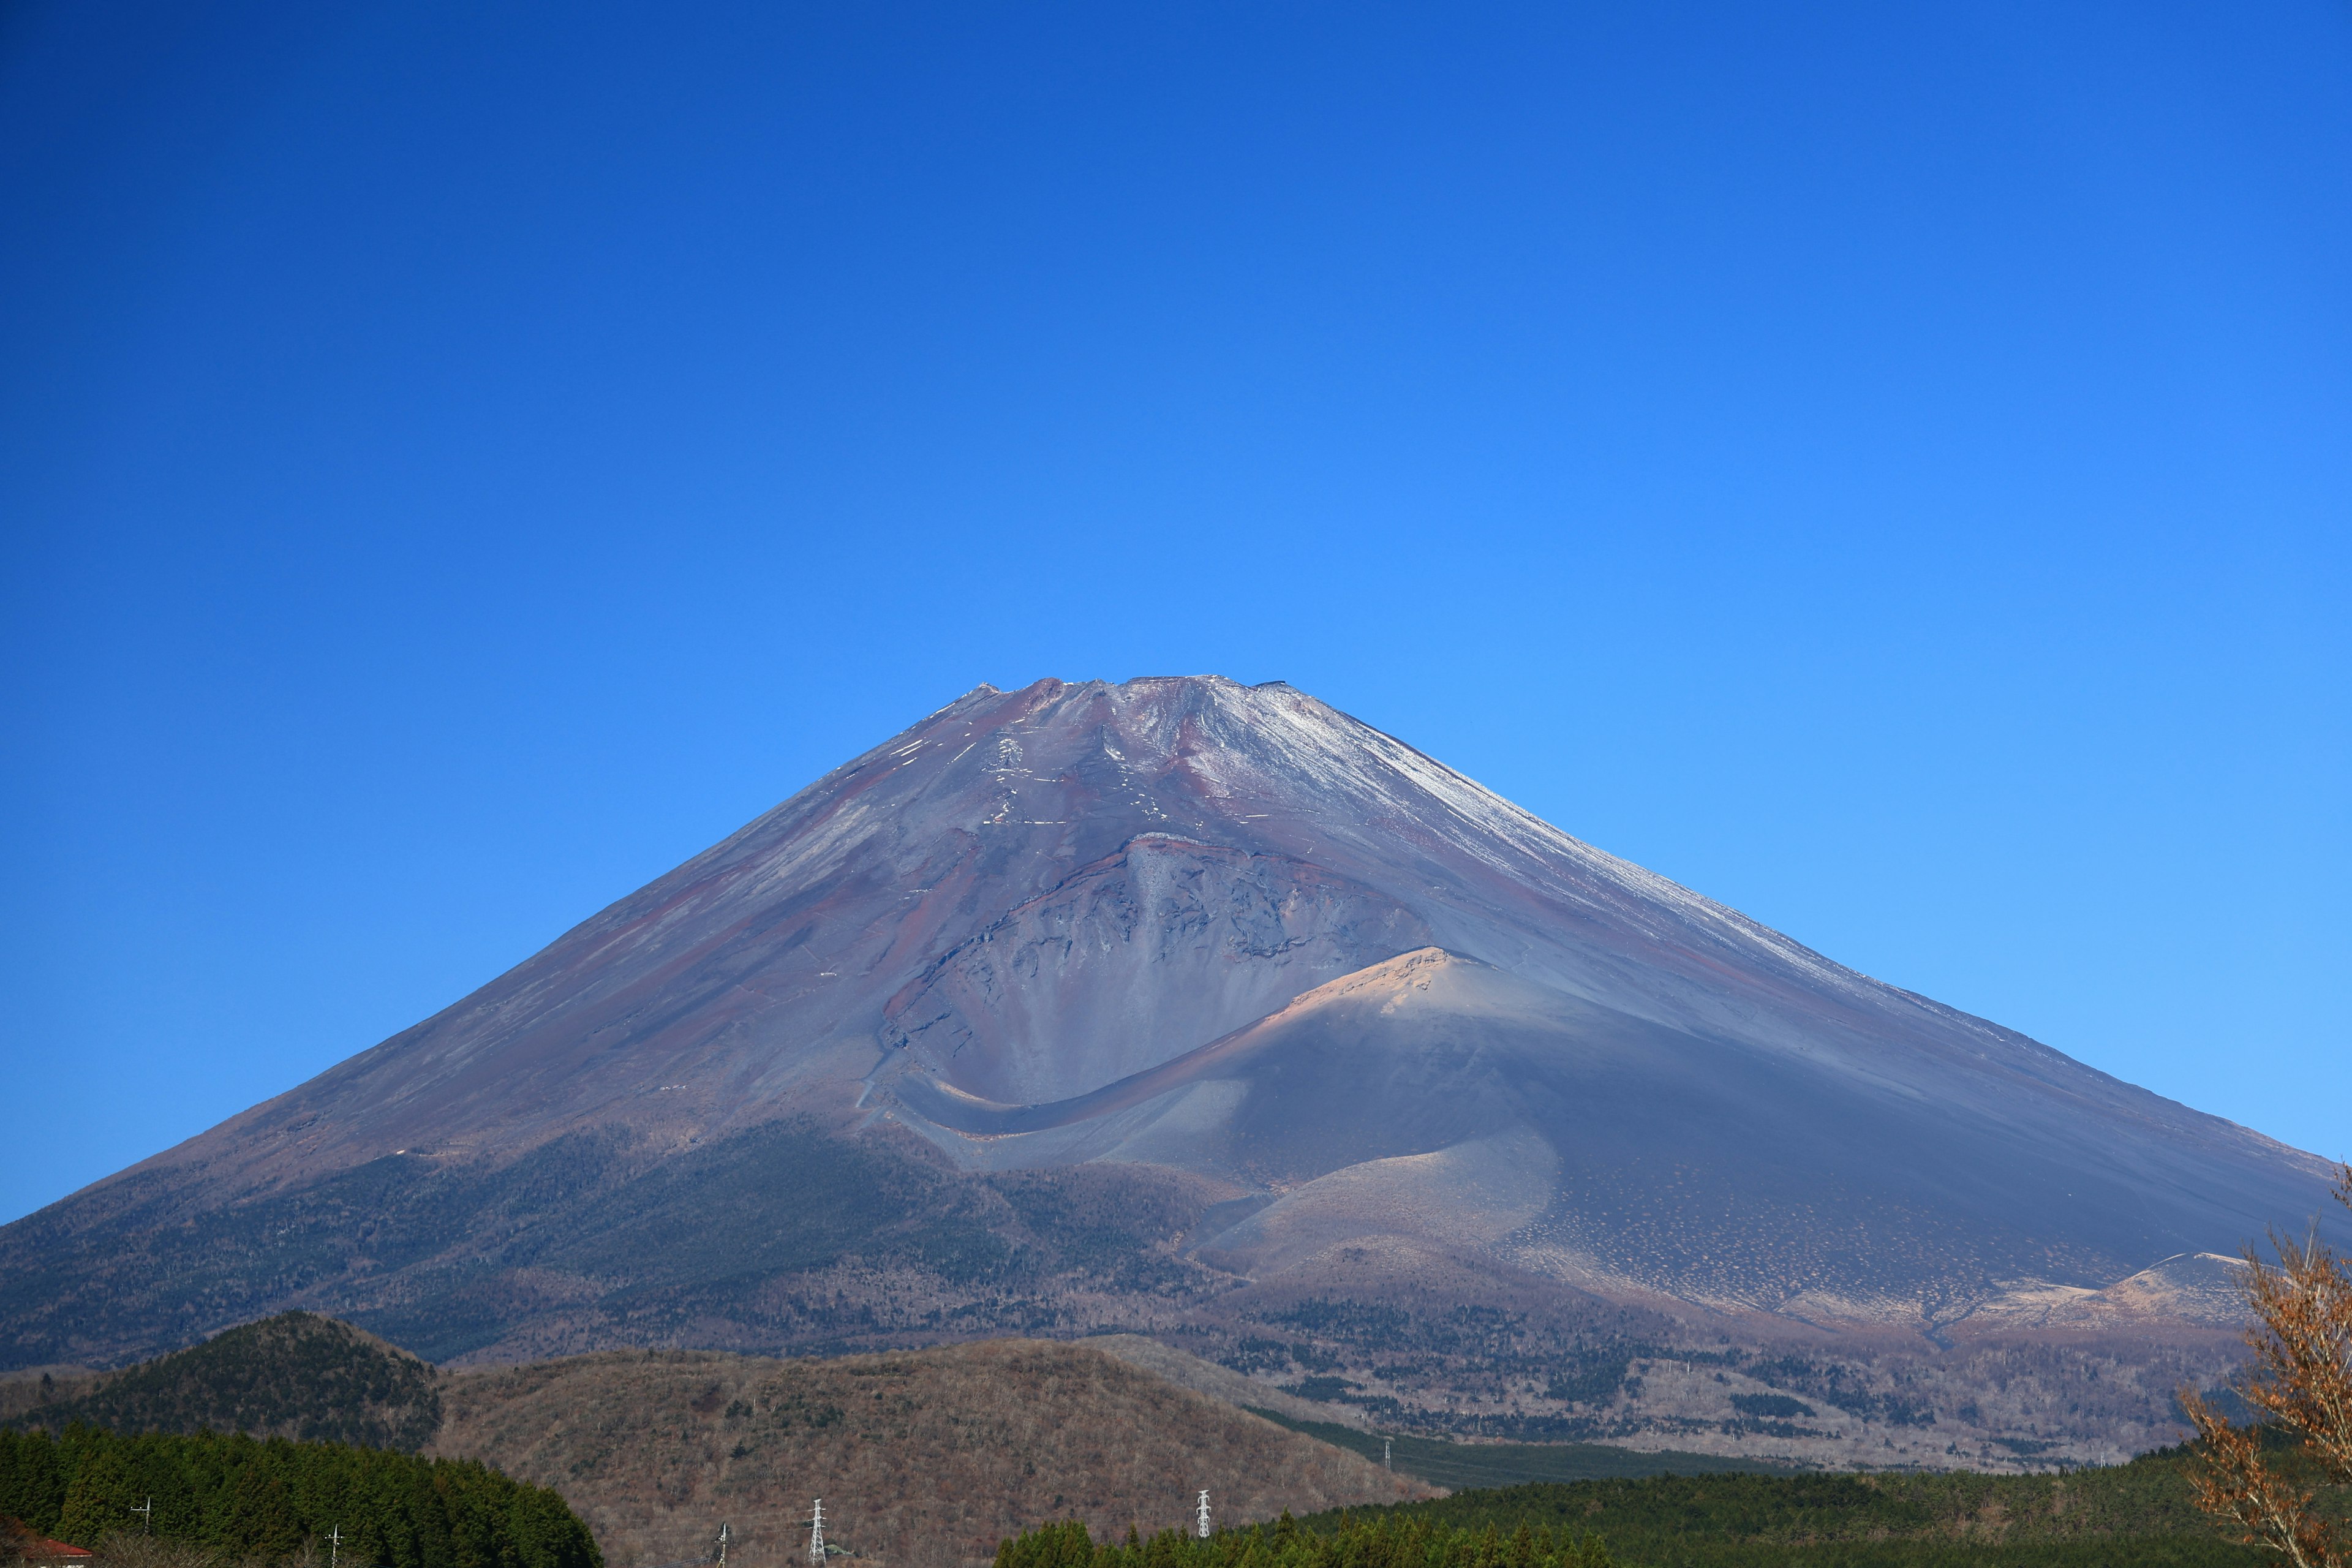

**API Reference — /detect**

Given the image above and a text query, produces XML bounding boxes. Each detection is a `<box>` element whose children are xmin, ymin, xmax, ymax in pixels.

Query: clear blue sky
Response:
<box><xmin>3</xmin><ymin>2</ymin><xmax>2345</xmax><ymax>1226</ymax></box>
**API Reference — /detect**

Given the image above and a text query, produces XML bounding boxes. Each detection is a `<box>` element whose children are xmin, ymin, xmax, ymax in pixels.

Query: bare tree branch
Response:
<box><xmin>2180</xmin><ymin>1161</ymin><xmax>2352</xmax><ymax>1568</ymax></box>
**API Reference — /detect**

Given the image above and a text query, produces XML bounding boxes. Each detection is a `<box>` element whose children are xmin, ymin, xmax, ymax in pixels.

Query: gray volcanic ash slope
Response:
<box><xmin>2</xmin><ymin>677</ymin><xmax>2331</xmax><ymax>1409</ymax></box>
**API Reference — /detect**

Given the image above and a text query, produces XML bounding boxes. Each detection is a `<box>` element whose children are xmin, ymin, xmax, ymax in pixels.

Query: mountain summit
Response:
<box><xmin>4</xmin><ymin>677</ymin><xmax>2329</xmax><ymax>1406</ymax></box>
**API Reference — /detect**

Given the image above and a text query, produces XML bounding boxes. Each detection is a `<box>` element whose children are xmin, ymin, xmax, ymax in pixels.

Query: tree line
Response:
<box><xmin>0</xmin><ymin>1427</ymin><xmax>598</xmax><ymax>1568</ymax></box>
<box><xmin>993</xmin><ymin>1513</ymin><xmax>1616</xmax><ymax>1568</ymax></box>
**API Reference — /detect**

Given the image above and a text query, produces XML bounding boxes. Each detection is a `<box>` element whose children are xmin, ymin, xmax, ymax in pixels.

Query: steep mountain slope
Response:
<box><xmin>0</xmin><ymin>676</ymin><xmax>2330</xmax><ymax>1402</ymax></box>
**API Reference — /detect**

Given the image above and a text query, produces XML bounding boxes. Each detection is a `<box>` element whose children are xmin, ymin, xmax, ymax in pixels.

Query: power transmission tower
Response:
<box><xmin>329</xmin><ymin>1528</ymin><xmax>343</xmax><ymax>1568</ymax></box>
<box><xmin>1382</xmin><ymin>1437</ymin><xmax>1392</xmax><ymax>1472</ymax></box>
<box><xmin>717</xmin><ymin>1524</ymin><xmax>730</xmax><ymax>1567</ymax></box>
<box><xmin>131</xmin><ymin>1499</ymin><xmax>152</xmax><ymax>1536</ymax></box>
<box><xmin>1195</xmin><ymin>1491</ymin><xmax>1211</xmax><ymax>1540</ymax></box>
<box><xmin>809</xmin><ymin>1500</ymin><xmax>825</xmax><ymax>1565</ymax></box>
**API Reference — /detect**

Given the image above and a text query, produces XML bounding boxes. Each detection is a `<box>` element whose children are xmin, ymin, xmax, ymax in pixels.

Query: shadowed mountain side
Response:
<box><xmin>431</xmin><ymin>1341</ymin><xmax>1431</xmax><ymax>1568</ymax></box>
<box><xmin>889</xmin><ymin>949</ymin><xmax>2329</xmax><ymax>1324</ymax></box>
<box><xmin>0</xmin><ymin>1120</ymin><xmax>1237</xmax><ymax>1368</ymax></box>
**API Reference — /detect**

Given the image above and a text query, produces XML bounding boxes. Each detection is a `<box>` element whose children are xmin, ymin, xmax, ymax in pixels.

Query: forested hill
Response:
<box><xmin>1281</xmin><ymin>1447</ymin><xmax>2315</xmax><ymax>1566</ymax></box>
<box><xmin>997</xmin><ymin>1514</ymin><xmax>1617</xmax><ymax>1568</ymax></box>
<box><xmin>3</xmin><ymin>1314</ymin><xmax>441</xmax><ymax>1453</ymax></box>
<box><xmin>0</xmin><ymin>1426</ymin><xmax>598</xmax><ymax>1568</ymax></box>
<box><xmin>993</xmin><ymin>1447</ymin><xmax>2299</xmax><ymax>1568</ymax></box>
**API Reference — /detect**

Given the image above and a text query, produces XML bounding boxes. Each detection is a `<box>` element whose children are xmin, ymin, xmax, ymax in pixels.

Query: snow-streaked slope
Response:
<box><xmin>32</xmin><ymin>675</ymin><xmax>2334</xmax><ymax>1336</ymax></box>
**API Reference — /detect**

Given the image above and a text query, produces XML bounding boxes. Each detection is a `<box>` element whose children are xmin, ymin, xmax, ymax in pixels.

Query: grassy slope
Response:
<box><xmin>432</xmin><ymin>1339</ymin><xmax>1431</xmax><ymax>1568</ymax></box>
<box><xmin>1245</xmin><ymin>1410</ymin><xmax>1789</xmax><ymax>1490</ymax></box>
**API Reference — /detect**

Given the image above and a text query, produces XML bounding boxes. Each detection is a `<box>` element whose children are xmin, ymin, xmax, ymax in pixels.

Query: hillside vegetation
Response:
<box><xmin>1275</xmin><ymin>1445</ymin><xmax>2352</xmax><ymax>1565</ymax></box>
<box><xmin>3</xmin><ymin>1315</ymin><xmax>442</xmax><ymax>1454</ymax></box>
<box><xmin>0</xmin><ymin>1426</ymin><xmax>596</xmax><ymax>1568</ymax></box>
<box><xmin>995</xmin><ymin>1514</ymin><xmax>1615</xmax><ymax>1568</ymax></box>
<box><xmin>432</xmin><ymin>1340</ymin><xmax>1428</xmax><ymax>1568</ymax></box>
<box><xmin>990</xmin><ymin>1446</ymin><xmax>2303</xmax><ymax>1568</ymax></box>
<box><xmin>13</xmin><ymin>1311</ymin><xmax>2303</xmax><ymax>1568</ymax></box>
<box><xmin>1243</xmin><ymin>1412</ymin><xmax>1782</xmax><ymax>1490</ymax></box>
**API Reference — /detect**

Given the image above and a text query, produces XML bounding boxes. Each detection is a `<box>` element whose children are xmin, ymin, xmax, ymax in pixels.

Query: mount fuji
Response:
<box><xmin>4</xmin><ymin>676</ymin><xmax>2329</xmax><ymax>1458</ymax></box>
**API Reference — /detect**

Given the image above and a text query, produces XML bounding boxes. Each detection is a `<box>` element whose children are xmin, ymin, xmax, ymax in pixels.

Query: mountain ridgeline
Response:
<box><xmin>1</xmin><ymin>676</ymin><xmax>2331</xmax><ymax>1463</ymax></box>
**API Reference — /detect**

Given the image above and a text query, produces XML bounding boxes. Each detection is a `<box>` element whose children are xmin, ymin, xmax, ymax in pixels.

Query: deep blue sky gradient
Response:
<box><xmin>4</xmin><ymin>2</ymin><xmax>2346</xmax><ymax>1224</ymax></box>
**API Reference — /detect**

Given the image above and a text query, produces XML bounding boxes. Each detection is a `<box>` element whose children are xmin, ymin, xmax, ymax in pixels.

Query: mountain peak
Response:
<box><xmin>4</xmin><ymin>678</ymin><xmax>2329</xmax><ymax>1379</ymax></box>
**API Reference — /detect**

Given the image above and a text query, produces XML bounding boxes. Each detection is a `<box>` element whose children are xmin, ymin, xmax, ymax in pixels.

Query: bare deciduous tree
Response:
<box><xmin>2180</xmin><ymin>1161</ymin><xmax>2352</xmax><ymax>1568</ymax></box>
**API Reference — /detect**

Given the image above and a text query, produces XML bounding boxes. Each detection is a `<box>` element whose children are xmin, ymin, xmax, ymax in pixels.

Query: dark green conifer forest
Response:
<box><xmin>990</xmin><ymin>1441</ymin><xmax>2335</xmax><ymax>1568</ymax></box>
<box><xmin>993</xmin><ymin>1513</ymin><xmax>1617</xmax><ymax>1568</ymax></box>
<box><xmin>2</xmin><ymin>1315</ymin><xmax>442</xmax><ymax>1455</ymax></box>
<box><xmin>0</xmin><ymin>1427</ymin><xmax>597</xmax><ymax>1568</ymax></box>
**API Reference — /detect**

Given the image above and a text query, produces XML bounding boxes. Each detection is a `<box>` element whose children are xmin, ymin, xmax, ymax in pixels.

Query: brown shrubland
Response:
<box><xmin>85</xmin><ymin>1540</ymin><xmax>230</xmax><ymax>1568</ymax></box>
<box><xmin>2180</xmin><ymin>1161</ymin><xmax>2352</xmax><ymax>1568</ymax></box>
<box><xmin>78</xmin><ymin>1537</ymin><xmax>321</xmax><ymax>1568</ymax></box>
<box><xmin>432</xmin><ymin>1339</ymin><xmax>1429</xmax><ymax>1568</ymax></box>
